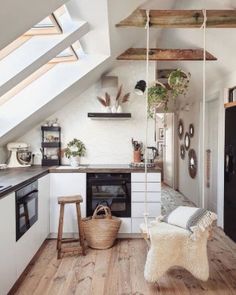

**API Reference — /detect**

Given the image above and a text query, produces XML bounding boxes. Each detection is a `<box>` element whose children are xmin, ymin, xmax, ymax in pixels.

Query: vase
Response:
<box><xmin>70</xmin><ymin>156</ymin><xmax>80</xmax><ymax>167</ymax></box>
<box><xmin>117</xmin><ymin>105</ymin><xmax>123</xmax><ymax>113</ymax></box>
<box><xmin>106</xmin><ymin>106</ymin><xmax>112</xmax><ymax>113</ymax></box>
<box><xmin>133</xmin><ymin>150</ymin><xmax>141</xmax><ymax>163</ymax></box>
<box><xmin>111</xmin><ymin>106</ymin><xmax>117</xmax><ymax>113</ymax></box>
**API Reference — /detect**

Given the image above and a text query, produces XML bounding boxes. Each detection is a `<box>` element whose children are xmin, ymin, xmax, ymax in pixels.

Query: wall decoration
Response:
<box><xmin>159</xmin><ymin>128</ymin><xmax>164</xmax><ymax>140</ymax></box>
<box><xmin>178</xmin><ymin>119</ymin><xmax>184</xmax><ymax>140</ymax></box>
<box><xmin>206</xmin><ymin>149</ymin><xmax>211</xmax><ymax>188</ymax></box>
<box><xmin>97</xmin><ymin>84</ymin><xmax>130</xmax><ymax>113</ymax></box>
<box><xmin>189</xmin><ymin>124</ymin><xmax>194</xmax><ymax>137</ymax></box>
<box><xmin>180</xmin><ymin>144</ymin><xmax>185</xmax><ymax>160</ymax></box>
<box><xmin>188</xmin><ymin>149</ymin><xmax>197</xmax><ymax>179</ymax></box>
<box><xmin>158</xmin><ymin>141</ymin><xmax>164</xmax><ymax>154</ymax></box>
<box><xmin>184</xmin><ymin>132</ymin><xmax>190</xmax><ymax>151</ymax></box>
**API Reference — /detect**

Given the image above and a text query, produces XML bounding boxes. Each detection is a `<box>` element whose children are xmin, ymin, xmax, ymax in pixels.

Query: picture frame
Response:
<box><xmin>157</xmin><ymin>141</ymin><xmax>164</xmax><ymax>154</ymax></box>
<box><xmin>159</xmin><ymin>128</ymin><xmax>164</xmax><ymax>140</ymax></box>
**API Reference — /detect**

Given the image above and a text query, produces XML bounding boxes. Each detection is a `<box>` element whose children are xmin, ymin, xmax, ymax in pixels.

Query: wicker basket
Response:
<box><xmin>82</xmin><ymin>205</ymin><xmax>121</xmax><ymax>250</ymax></box>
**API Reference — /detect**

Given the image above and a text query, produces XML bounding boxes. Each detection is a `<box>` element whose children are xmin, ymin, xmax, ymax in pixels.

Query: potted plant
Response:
<box><xmin>168</xmin><ymin>69</ymin><xmax>191</xmax><ymax>98</ymax></box>
<box><xmin>148</xmin><ymin>81</ymin><xmax>169</xmax><ymax>116</ymax></box>
<box><xmin>64</xmin><ymin>138</ymin><xmax>86</xmax><ymax>167</ymax></box>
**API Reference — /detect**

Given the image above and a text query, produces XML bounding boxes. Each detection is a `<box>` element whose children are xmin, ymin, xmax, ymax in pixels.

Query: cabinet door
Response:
<box><xmin>0</xmin><ymin>193</ymin><xmax>17</xmax><ymax>295</ymax></box>
<box><xmin>132</xmin><ymin>182</ymin><xmax>161</xmax><ymax>192</ymax></box>
<box><xmin>50</xmin><ymin>173</ymin><xmax>86</xmax><ymax>234</ymax></box>
<box><xmin>15</xmin><ymin>175</ymin><xmax>50</xmax><ymax>278</ymax></box>
<box><xmin>131</xmin><ymin>173</ymin><xmax>161</xmax><ymax>182</ymax></box>
<box><xmin>132</xmin><ymin>202</ymin><xmax>161</xmax><ymax>218</ymax></box>
<box><xmin>38</xmin><ymin>174</ymin><xmax>50</xmax><ymax>241</ymax></box>
<box><xmin>132</xmin><ymin>192</ymin><xmax>161</xmax><ymax>203</ymax></box>
<box><xmin>118</xmin><ymin>218</ymin><xmax>131</xmax><ymax>234</ymax></box>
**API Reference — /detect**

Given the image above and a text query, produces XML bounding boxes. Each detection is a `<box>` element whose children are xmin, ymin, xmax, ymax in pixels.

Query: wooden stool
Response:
<box><xmin>57</xmin><ymin>195</ymin><xmax>86</xmax><ymax>259</ymax></box>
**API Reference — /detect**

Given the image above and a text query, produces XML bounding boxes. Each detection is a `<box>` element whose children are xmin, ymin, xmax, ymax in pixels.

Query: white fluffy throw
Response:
<box><xmin>142</xmin><ymin>221</ymin><xmax>210</xmax><ymax>282</ymax></box>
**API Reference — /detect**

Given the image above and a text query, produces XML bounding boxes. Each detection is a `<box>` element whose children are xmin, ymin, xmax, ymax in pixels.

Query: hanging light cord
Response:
<box><xmin>143</xmin><ymin>10</ymin><xmax>150</xmax><ymax>236</ymax></box>
<box><xmin>201</xmin><ymin>9</ymin><xmax>207</xmax><ymax>208</ymax></box>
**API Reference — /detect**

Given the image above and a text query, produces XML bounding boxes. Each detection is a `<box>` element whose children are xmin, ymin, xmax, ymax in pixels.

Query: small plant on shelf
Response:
<box><xmin>64</xmin><ymin>138</ymin><xmax>86</xmax><ymax>167</ymax></box>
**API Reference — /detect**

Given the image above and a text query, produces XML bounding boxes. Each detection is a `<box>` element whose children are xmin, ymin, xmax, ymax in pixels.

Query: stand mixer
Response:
<box><xmin>7</xmin><ymin>142</ymin><xmax>32</xmax><ymax>168</ymax></box>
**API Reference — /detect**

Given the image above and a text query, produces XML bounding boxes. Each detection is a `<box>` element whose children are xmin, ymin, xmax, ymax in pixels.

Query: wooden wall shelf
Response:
<box><xmin>88</xmin><ymin>113</ymin><xmax>131</xmax><ymax>120</ymax></box>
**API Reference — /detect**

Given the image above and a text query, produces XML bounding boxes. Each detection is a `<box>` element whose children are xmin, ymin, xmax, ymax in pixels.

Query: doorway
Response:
<box><xmin>156</xmin><ymin>113</ymin><xmax>176</xmax><ymax>189</ymax></box>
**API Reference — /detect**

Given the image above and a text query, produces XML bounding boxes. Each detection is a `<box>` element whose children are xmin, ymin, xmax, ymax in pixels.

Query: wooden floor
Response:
<box><xmin>14</xmin><ymin>227</ymin><xmax>236</xmax><ymax>295</ymax></box>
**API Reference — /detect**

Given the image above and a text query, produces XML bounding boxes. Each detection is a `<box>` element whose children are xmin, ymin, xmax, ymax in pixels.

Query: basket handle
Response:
<box><xmin>92</xmin><ymin>205</ymin><xmax>112</xmax><ymax>219</ymax></box>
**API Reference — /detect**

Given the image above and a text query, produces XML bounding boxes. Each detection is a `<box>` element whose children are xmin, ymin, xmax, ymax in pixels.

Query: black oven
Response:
<box><xmin>16</xmin><ymin>180</ymin><xmax>38</xmax><ymax>241</ymax></box>
<box><xmin>87</xmin><ymin>173</ymin><xmax>131</xmax><ymax>217</ymax></box>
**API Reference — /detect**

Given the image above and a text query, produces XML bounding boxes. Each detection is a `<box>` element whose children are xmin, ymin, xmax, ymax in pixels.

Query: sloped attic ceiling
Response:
<box><xmin>140</xmin><ymin>0</ymin><xmax>236</xmax><ymax>104</ymax></box>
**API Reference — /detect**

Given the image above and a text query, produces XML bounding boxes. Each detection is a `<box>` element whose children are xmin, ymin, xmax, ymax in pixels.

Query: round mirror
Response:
<box><xmin>189</xmin><ymin>124</ymin><xmax>194</xmax><ymax>137</ymax></box>
<box><xmin>180</xmin><ymin>144</ymin><xmax>185</xmax><ymax>160</ymax></box>
<box><xmin>188</xmin><ymin>149</ymin><xmax>197</xmax><ymax>178</ymax></box>
<box><xmin>184</xmin><ymin>132</ymin><xmax>190</xmax><ymax>151</ymax></box>
<box><xmin>178</xmin><ymin>119</ymin><xmax>184</xmax><ymax>140</ymax></box>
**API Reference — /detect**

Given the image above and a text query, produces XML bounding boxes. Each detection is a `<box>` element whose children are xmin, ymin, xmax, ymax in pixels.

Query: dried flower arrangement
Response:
<box><xmin>96</xmin><ymin>84</ymin><xmax>130</xmax><ymax>113</ymax></box>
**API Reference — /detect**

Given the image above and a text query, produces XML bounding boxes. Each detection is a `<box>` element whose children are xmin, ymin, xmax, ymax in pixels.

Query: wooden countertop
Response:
<box><xmin>49</xmin><ymin>164</ymin><xmax>162</xmax><ymax>173</ymax></box>
<box><xmin>0</xmin><ymin>166</ymin><xmax>49</xmax><ymax>199</ymax></box>
<box><xmin>0</xmin><ymin>164</ymin><xmax>162</xmax><ymax>199</ymax></box>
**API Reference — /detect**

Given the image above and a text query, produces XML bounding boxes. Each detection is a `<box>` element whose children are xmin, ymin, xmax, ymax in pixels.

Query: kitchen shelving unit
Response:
<box><xmin>41</xmin><ymin>126</ymin><xmax>61</xmax><ymax>166</ymax></box>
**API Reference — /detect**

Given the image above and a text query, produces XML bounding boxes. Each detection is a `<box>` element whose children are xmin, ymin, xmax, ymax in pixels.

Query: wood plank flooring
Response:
<box><xmin>14</xmin><ymin>227</ymin><xmax>236</xmax><ymax>295</ymax></box>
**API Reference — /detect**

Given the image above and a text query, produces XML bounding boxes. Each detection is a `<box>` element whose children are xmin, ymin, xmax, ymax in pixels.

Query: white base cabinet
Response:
<box><xmin>0</xmin><ymin>193</ymin><xmax>17</xmax><ymax>295</ymax></box>
<box><xmin>15</xmin><ymin>174</ymin><xmax>50</xmax><ymax>278</ymax></box>
<box><xmin>131</xmin><ymin>172</ymin><xmax>161</xmax><ymax>233</ymax></box>
<box><xmin>50</xmin><ymin>173</ymin><xmax>86</xmax><ymax>234</ymax></box>
<box><xmin>0</xmin><ymin>174</ymin><xmax>50</xmax><ymax>295</ymax></box>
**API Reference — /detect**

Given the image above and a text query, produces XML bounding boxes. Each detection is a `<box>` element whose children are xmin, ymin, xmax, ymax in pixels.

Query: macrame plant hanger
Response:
<box><xmin>143</xmin><ymin>9</ymin><xmax>150</xmax><ymax>240</ymax></box>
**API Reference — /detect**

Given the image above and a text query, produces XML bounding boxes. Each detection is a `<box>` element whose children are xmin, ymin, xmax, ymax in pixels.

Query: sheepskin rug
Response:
<box><xmin>143</xmin><ymin>221</ymin><xmax>210</xmax><ymax>282</ymax></box>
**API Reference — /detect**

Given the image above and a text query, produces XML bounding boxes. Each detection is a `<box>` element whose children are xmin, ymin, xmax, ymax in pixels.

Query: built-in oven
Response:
<box><xmin>87</xmin><ymin>173</ymin><xmax>131</xmax><ymax>217</ymax></box>
<box><xmin>15</xmin><ymin>180</ymin><xmax>38</xmax><ymax>241</ymax></box>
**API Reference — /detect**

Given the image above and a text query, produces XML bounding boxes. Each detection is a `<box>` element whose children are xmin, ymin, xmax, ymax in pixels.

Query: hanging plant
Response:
<box><xmin>168</xmin><ymin>69</ymin><xmax>191</xmax><ymax>98</ymax></box>
<box><xmin>148</xmin><ymin>81</ymin><xmax>169</xmax><ymax>116</ymax></box>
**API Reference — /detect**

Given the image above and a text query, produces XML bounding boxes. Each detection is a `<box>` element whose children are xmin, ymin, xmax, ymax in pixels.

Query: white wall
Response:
<box><xmin>19</xmin><ymin>62</ymin><xmax>156</xmax><ymax>165</ymax></box>
<box><xmin>178</xmin><ymin>102</ymin><xmax>201</xmax><ymax>206</ymax></box>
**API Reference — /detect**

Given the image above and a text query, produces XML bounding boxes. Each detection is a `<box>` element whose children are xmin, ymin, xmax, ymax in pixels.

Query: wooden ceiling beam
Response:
<box><xmin>116</xmin><ymin>9</ymin><xmax>236</xmax><ymax>28</ymax></box>
<box><xmin>117</xmin><ymin>48</ymin><xmax>217</xmax><ymax>61</ymax></box>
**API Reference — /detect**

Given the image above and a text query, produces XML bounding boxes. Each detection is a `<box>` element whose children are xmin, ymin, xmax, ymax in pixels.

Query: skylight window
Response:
<box><xmin>0</xmin><ymin>46</ymin><xmax>78</xmax><ymax>106</ymax></box>
<box><xmin>0</xmin><ymin>5</ymin><xmax>67</xmax><ymax>60</ymax></box>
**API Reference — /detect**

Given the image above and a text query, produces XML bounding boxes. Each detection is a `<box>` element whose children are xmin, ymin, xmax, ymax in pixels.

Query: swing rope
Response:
<box><xmin>143</xmin><ymin>9</ymin><xmax>150</xmax><ymax>237</ymax></box>
<box><xmin>201</xmin><ymin>9</ymin><xmax>207</xmax><ymax>209</ymax></box>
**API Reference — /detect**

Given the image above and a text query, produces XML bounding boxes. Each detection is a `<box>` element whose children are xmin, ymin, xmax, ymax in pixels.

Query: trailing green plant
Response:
<box><xmin>168</xmin><ymin>69</ymin><xmax>191</xmax><ymax>98</ymax></box>
<box><xmin>148</xmin><ymin>82</ymin><xmax>169</xmax><ymax>116</ymax></box>
<box><xmin>64</xmin><ymin>138</ymin><xmax>86</xmax><ymax>158</ymax></box>
<box><xmin>147</xmin><ymin>69</ymin><xmax>191</xmax><ymax>116</ymax></box>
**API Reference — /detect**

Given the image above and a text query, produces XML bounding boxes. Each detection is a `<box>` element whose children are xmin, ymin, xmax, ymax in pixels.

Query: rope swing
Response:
<box><xmin>201</xmin><ymin>9</ymin><xmax>207</xmax><ymax>208</ymax></box>
<box><xmin>143</xmin><ymin>9</ymin><xmax>150</xmax><ymax>237</ymax></box>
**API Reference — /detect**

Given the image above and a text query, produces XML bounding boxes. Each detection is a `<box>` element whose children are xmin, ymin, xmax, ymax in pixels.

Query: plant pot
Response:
<box><xmin>106</xmin><ymin>106</ymin><xmax>112</xmax><ymax>113</ymax></box>
<box><xmin>133</xmin><ymin>150</ymin><xmax>141</xmax><ymax>163</ymax></box>
<box><xmin>70</xmin><ymin>156</ymin><xmax>80</xmax><ymax>167</ymax></box>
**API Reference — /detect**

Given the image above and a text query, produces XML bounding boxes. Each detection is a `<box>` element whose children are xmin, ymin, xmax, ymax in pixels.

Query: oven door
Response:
<box><xmin>87</xmin><ymin>175</ymin><xmax>131</xmax><ymax>217</ymax></box>
<box><xmin>16</xmin><ymin>188</ymin><xmax>38</xmax><ymax>241</ymax></box>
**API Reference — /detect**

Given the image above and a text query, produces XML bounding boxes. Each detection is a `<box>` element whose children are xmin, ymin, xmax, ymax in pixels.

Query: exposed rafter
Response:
<box><xmin>117</xmin><ymin>48</ymin><xmax>217</xmax><ymax>61</ymax></box>
<box><xmin>116</xmin><ymin>9</ymin><xmax>236</xmax><ymax>28</ymax></box>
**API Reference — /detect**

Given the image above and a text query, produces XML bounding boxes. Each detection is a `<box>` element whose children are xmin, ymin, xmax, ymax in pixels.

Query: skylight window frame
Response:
<box><xmin>24</xmin><ymin>13</ymin><xmax>62</xmax><ymax>36</ymax></box>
